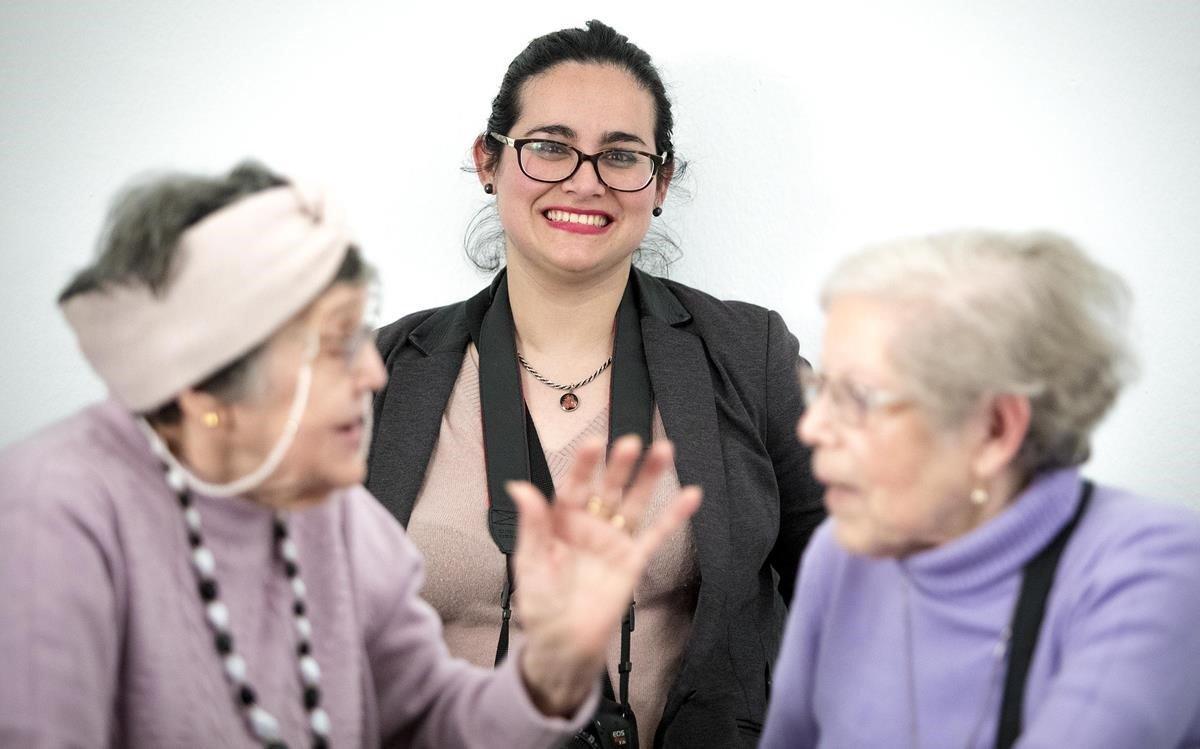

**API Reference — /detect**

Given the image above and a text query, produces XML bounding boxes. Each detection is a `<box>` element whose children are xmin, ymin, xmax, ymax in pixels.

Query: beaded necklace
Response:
<box><xmin>162</xmin><ymin>462</ymin><xmax>332</xmax><ymax>748</ymax></box>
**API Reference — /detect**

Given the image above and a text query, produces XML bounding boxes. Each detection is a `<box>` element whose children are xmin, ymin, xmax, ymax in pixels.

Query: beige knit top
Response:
<box><xmin>407</xmin><ymin>349</ymin><xmax>699</xmax><ymax>743</ymax></box>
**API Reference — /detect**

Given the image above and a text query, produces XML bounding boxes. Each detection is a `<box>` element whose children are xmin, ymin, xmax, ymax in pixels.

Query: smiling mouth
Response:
<box><xmin>543</xmin><ymin>209</ymin><xmax>612</xmax><ymax>228</ymax></box>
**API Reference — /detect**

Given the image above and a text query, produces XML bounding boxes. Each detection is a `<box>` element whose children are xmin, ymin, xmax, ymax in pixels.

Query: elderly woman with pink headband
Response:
<box><xmin>0</xmin><ymin>162</ymin><xmax>700</xmax><ymax>748</ymax></box>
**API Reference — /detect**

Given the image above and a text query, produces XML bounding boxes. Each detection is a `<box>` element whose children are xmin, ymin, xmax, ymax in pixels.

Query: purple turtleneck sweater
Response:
<box><xmin>0</xmin><ymin>401</ymin><xmax>594</xmax><ymax>747</ymax></box>
<box><xmin>761</xmin><ymin>468</ymin><xmax>1200</xmax><ymax>748</ymax></box>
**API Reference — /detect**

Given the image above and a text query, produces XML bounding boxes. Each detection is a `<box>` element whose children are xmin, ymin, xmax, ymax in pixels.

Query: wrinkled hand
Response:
<box><xmin>508</xmin><ymin>435</ymin><xmax>702</xmax><ymax>718</ymax></box>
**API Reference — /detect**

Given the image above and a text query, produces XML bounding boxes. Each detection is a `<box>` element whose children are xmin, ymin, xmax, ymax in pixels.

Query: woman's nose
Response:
<box><xmin>798</xmin><ymin>386</ymin><xmax>836</xmax><ymax>447</ymax></box>
<box><xmin>561</xmin><ymin>156</ymin><xmax>607</xmax><ymax>196</ymax></box>
<box><xmin>355</xmin><ymin>343</ymin><xmax>388</xmax><ymax>392</ymax></box>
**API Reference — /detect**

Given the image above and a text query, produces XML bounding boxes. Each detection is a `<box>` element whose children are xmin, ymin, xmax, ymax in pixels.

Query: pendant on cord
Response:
<box><xmin>559</xmin><ymin>391</ymin><xmax>580</xmax><ymax>412</ymax></box>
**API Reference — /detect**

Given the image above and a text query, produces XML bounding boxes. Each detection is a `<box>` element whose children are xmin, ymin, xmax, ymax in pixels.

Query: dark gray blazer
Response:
<box><xmin>365</xmin><ymin>269</ymin><xmax>825</xmax><ymax>748</ymax></box>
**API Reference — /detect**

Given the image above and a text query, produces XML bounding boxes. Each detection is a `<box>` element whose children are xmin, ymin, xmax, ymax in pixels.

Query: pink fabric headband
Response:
<box><xmin>61</xmin><ymin>184</ymin><xmax>351</xmax><ymax>412</ymax></box>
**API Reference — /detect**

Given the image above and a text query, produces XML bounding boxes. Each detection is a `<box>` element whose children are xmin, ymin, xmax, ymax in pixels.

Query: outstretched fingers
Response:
<box><xmin>554</xmin><ymin>438</ymin><xmax>607</xmax><ymax>510</ymax></box>
<box><xmin>507</xmin><ymin>480</ymin><xmax>553</xmax><ymax>556</ymax></box>
<box><xmin>631</xmin><ymin>485</ymin><xmax>703</xmax><ymax>565</ymax></box>
<box><xmin>613</xmin><ymin>439</ymin><xmax>674</xmax><ymax>531</ymax></box>
<box><xmin>597</xmin><ymin>434</ymin><xmax>644</xmax><ymax>507</ymax></box>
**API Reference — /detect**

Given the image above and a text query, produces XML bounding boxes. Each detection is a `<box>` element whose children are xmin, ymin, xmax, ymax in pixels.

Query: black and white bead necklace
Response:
<box><xmin>164</xmin><ymin>465</ymin><xmax>332</xmax><ymax>748</ymax></box>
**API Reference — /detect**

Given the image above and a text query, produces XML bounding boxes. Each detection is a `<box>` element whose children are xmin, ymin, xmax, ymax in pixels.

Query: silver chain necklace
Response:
<box><xmin>902</xmin><ymin>578</ymin><xmax>1012</xmax><ymax>749</ymax></box>
<box><xmin>516</xmin><ymin>352</ymin><xmax>613</xmax><ymax>412</ymax></box>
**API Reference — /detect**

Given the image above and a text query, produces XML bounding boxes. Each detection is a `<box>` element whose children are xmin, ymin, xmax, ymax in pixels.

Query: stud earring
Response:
<box><xmin>202</xmin><ymin>412</ymin><xmax>221</xmax><ymax>428</ymax></box>
<box><xmin>970</xmin><ymin>487</ymin><xmax>989</xmax><ymax>505</ymax></box>
<box><xmin>483</xmin><ymin>183</ymin><xmax>494</xmax><ymax>195</ymax></box>
<box><xmin>652</xmin><ymin>206</ymin><xmax>663</xmax><ymax>217</ymax></box>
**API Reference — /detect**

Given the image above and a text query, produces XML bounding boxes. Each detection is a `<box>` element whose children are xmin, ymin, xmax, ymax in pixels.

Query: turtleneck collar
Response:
<box><xmin>898</xmin><ymin>467</ymin><xmax>1084</xmax><ymax>596</ymax></box>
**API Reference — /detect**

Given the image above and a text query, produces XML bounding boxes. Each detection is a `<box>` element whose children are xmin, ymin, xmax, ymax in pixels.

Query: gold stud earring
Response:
<box><xmin>970</xmin><ymin>487</ymin><xmax>989</xmax><ymax>505</ymax></box>
<box><xmin>202</xmin><ymin>412</ymin><xmax>220</xmax><ymax>428</ymax></box>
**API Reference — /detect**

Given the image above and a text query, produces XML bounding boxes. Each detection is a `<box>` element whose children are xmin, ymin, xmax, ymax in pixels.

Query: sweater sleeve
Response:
<box><xmin>345</xmin><ymin>490</ymin><xmax>597</xmax><ymax>748</ymax></box>
<box><xmin>1017</xmin><ymin>510</ymin><xmax>1200</xmax><ymax>748</ymax></box>
<box><xmin>763</xmin><ymin>309</ymin><xmax>827</xmax><ymax>604</ymax></box>
<box><xmin>760</xmin><ymin>521</ymin><xmax>836</xmax><ymax>748</ymax></box>
<box><xmin>0</xmin><ymin>454</ymin><xmax>123</xmax><ymax>748</ymax></box>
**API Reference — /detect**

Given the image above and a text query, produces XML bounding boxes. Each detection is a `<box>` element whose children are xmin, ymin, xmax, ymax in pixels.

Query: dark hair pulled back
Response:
<box><xmin>467</xmin><ymin>20</ymin><xmax>684</xmax><ymax>273</ymax></box>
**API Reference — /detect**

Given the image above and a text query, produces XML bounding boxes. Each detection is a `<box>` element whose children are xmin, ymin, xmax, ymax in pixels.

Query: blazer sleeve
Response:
<box><xmin>763</xmin><ymin>309</ymin><xmax>827</xmax><ymax>605</ymax></box>
<box><xmin>345</xmin><ymin>490</ymin><xmax>597</xmax><ymax>748</ymax></box>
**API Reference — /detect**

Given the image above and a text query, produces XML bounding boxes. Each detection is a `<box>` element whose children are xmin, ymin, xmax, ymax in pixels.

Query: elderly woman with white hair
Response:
<box><xmin>761</xmin><ymin>230</ymin><xmax>1200</xmax><ymax>748</ymax></box>
<box><xmin>0</xmin><ymin>162</ymin><xmax>699</xmax><ymax>748</ymax></box>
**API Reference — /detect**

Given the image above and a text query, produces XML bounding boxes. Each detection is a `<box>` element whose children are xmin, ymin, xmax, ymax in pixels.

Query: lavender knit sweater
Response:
<box><xmin>0</xmin><ymin>401</ymin><xmax>593</xmax><ymax>747</ymax></box>
<box><xmin>761</xmin><ymin>468</ymin><xmax>1200</xmax><ymax>748</ymax></box>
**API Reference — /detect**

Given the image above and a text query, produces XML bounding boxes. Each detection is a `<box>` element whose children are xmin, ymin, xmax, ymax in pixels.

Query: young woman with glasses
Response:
<box><xmin>366</xmin><ymin>20</ymin><xmax>825</xmax><ymax>747</ymax></box>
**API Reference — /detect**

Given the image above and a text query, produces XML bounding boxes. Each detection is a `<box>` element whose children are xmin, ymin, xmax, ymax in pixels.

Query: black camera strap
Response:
<box><xmin>994</xmin><ymin>479</ymin><xmax>1093</xmax><ymax>749</ymax></box>
<box><xmin>471</xmin><ymin>271</ymin><xmax>653</xmax><ymax>711</ymax></box>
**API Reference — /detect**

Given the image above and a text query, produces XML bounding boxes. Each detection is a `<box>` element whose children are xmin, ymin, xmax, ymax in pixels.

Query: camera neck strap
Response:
<box><xmin>470</xmin><ymin>271</ymin><xmax>653</xmax><ymax>710</ymax></box>
<box><xmin>995</xmin><ymin>479</ymin><xmax>1093</xmax><ymax>749</ymax></box>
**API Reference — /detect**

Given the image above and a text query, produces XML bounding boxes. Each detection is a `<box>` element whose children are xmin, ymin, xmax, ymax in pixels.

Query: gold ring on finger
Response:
<box><xmin>587</xmin><ymin>495</ymin><xmax>606</xmax><ymax>516</ymax></box>
<box><xmin>610</xmin><ymin>513</ymin><xmax>628</xmax><ymax>531</ymax></box>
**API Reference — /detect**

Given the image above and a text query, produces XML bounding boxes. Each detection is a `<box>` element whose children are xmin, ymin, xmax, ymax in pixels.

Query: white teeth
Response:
<box><xmin>546</xmin><ymin>210</ymin><xmax>609</xmax><ymax>227</ymax></box>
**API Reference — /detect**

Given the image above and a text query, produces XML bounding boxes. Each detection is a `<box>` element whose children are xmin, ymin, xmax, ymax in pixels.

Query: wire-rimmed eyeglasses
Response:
<box><xmin>799</xmin><ymin>368</ymin><xmax>914</xmax><ymax>427</ymax></box>
<box><xmin>316</xmin><ymin>285</ymin><xmax>380</xmax><ymax>370</ymax></box>
<box><xmin>488</xmin><ymin>132</ymin><xmax>668</xmax><ymax>193</ymax></box>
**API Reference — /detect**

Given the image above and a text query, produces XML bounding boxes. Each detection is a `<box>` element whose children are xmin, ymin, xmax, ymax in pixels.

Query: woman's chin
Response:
<box><xmin>832</xmin><ymin>519</ymin><xmax>885</xmax><ymax>557</ymax></box>
<box><xmin>253</xmin><ymin>462</ymin><xmax>367</xmax><ymax>510</ymax></box>
<box><xmin>326</xmin><ymin>458</ymin><xmax>368</xmax><ymax>490</ymax></box>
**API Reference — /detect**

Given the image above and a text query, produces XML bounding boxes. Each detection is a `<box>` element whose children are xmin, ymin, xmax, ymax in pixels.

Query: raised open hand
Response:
<box><xmin>506</xmin><ymin>435</ymin><xmax>702</xmax><ymax>716</ymax></box>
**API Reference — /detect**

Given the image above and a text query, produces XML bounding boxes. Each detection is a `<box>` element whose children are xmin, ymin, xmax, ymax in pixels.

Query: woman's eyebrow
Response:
<box><xmin>523</xmin><ymin>123</ymin><xmax>575</xmax><ymax>139</ymax></box>
<box><xmin>519</xmin><ymin>125</ymin><xmax>649</xmax><ymax>148</ymax></box>
<box><xmin>600</xmin><ymin>131</ymin><xmax>647</xmax><ymax>147</ymax></box>
<box><xmin>318</xmin><ymin>298</ymin><xmax>365</xmax><ymax>328</ymax></box>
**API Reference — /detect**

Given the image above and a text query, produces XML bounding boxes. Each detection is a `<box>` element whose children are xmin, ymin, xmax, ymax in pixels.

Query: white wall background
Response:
<box><xmin>2</xmin><ymin>1</ymin><xmax>1197</xmax><ymax>504</ymax></box>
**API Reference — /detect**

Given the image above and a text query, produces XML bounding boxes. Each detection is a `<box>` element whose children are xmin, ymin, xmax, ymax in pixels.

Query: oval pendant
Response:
<box><xmin>559</xmin><ymin>392</ymin><xmax>580</xmax><ymax>412</ymax></box>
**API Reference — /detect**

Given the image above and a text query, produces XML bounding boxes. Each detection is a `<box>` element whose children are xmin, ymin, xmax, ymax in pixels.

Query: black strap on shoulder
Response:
<box><xmin>472</xmin><ymin>271</ymin><xmax>653</xmax><ymax>709</ymax></box>
<box><xmin>475</xmin><ymin>278</ymin><xmax>526</xmax><ymax>555</ymax></box>
<box><xmin>494</xmin><ymin>554</ymin><xmax>513</xmax><ymax>666</ymax></box>
<box><xmin>995</xmin><ymin>479</ymin><xmax>1094</xmax><ymax>749</ymax></box>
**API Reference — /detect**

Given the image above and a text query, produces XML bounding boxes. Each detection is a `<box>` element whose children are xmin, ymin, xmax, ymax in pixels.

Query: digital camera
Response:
<box><xmin>564</xmin><ymin>696</ymin><xmax>638</xmax><ymax>749</ymax></box>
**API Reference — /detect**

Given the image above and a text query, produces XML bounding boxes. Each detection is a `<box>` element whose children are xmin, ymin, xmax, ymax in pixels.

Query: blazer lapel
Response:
<box><xmin>367</xmin><ymin>285</ymin><xmax>494</xmax><ymax>527</ymax></box>
<box><xmin>633</xmin><ymin>270</ymin><xmax>735</xmax><ymax>722</ymax></box>
<box><xmin>642</xmin><ymin>315</ymin><xmax>733</xmax><ymax>690</ymax></box>
<box><xmin>643</xmin><ymin>316</ymin><xmax>732</xmax><ymax>567</ymax></box>
<box><xmin>367</xmin><ymin>349</ymin><xmax>463</xmax><ymax>527</ymax></box>
<box><xmin>633</xmin><ymin>269</ymin><xmax>732</xmax><ymax>579</ymax></box>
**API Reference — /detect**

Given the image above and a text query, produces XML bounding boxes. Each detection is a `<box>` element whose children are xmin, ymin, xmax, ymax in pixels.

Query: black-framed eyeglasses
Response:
<box><xmin>488</xmin><ymin>132</ymin><xmax>668</xmax><ymax>193</ymax></box>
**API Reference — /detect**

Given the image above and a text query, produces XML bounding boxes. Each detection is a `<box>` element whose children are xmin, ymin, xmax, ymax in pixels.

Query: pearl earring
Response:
<box><xmin>652</xmin><ymin>206</ymin><xmax>663</xmax><ymax>217</ymax></box>
<box><xmin>202</xmin><ymin>412</ymin><xmax>221</xmax><ymax>428</ymax></box>
<box><xmin>483</xmin><ymin>183</ymin><xmax>494</xmax><ymax>195</ymax></box>
<box><xmin>970</xmin><ymin>487</ymin><xmax>989</xmax><ymax>505</ymax></box>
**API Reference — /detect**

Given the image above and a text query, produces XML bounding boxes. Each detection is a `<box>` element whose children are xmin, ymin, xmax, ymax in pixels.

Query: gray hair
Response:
<box><xmin>822</xmin><ymin>229</ymin><xmax>1137</xmax><ymax>476</ymax></box>
<box><xmin>60</xmin><ymin>161</ymin><xmax>372</xmax><ymax>420</ymax></box>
